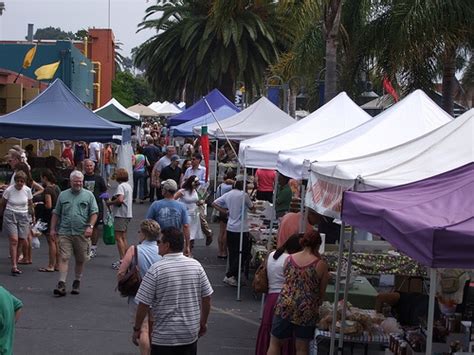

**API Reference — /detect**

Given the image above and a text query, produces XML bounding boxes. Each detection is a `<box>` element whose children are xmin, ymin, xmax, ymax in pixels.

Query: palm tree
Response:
<box><xmin>367</xmin><ymin>0</ymin><xmax>473</xmax><ymax>114</ymax></box>
<box><xmin>135</xmin><ymin>0</ymin><xmax>289</xmax><ymax>102</ymax></box>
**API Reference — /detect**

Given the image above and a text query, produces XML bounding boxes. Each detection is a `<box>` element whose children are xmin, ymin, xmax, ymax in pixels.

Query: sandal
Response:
<box><xmin>18</xmin><ymin>261</ymin><xmax>32</xmax><ymax>265</ymax></box>
<box><xmin>38</xmin><ymin>267</ymin><xmax>55</xmax><ymax>272</ymax></box>
<box><xmin>11</xmin><ymin>268</ymin><xmax>23</xmax><ymax>276</ymax></box>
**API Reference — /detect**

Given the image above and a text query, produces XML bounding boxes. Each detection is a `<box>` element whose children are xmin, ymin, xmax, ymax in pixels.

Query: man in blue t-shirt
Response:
<box><xmin>146</xmin><ymin>179</ymin><xmax>191</xmax><ymax>256</ymax></box>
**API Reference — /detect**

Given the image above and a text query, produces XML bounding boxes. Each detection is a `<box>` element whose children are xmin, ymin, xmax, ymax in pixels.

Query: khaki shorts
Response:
<box><xmin>58</xmin><ymin>235</ymin><xmax>91</xmax><ymax>262</ymax></box>
<box><xmin>114</xmin><ymin>217</ymin><xmax>131</xmax><ymax>232</ymax></box>
<box><xmin>3</xmin><ymin>210</ymin><xmax>30</xmax><ymax>239</ymax></box>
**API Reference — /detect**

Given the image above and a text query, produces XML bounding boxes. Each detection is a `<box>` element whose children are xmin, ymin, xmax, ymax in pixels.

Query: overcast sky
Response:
<box><xmin>0</xmin><ymin>0</ymin><xmax>157</xmax><ymax>57</ymax></box>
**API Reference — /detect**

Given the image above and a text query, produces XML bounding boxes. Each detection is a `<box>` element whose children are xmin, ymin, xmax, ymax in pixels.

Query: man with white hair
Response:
<box><xmin>151</xmin><ymin>146</ymin><xmax>177</xmax><ymax>201</ymax></box>
<box><xmin>50</xmin><ymin>171</ymin><xmax>98</xmax><ymax>297</ymax></box>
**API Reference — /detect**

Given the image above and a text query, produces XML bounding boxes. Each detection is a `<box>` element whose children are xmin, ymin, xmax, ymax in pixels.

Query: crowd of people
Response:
<box><xmin>0</xmin><ymin>121</ymin><xmax>334</xmax><ymax>355</ymax></box>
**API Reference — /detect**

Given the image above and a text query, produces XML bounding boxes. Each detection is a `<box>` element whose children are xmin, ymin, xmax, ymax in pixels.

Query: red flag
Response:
<box><xmin>200</xmin><ymin>126</ymin><xmax>210</xmax><ymax>182</ymax></box>
<box><xmin>383</xmin><ymin>76</ymin><xmax>399</xmax><ymax>102</ymax></box>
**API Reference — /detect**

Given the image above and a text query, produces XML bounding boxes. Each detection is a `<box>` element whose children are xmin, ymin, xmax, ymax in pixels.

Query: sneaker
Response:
<box><xmin>71</xmin><ymin>280</ymin><xmax>80</xmax><ymax>295</ymax></box>
<box><xmin>223</xmin><ymin>276</ymin><xmax>238</xmax><ymax>287</ymax></box>
<box><xmin>111</xmin><ymin>260</ymin><xmax>121</xmax><ymax>270</ymax></box>
<box><xmin>89</xmin><ymin>248</ymin><xmax>97</xmax><ymax>258</ymax></box>
<box><xmin>53</xmin><ymin>281</ymin><xmax>67</xmax><ymax>297</ymax></box>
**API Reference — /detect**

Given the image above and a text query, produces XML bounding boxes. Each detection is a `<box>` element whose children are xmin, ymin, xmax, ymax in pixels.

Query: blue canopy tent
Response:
<box><xmin>170</xmin><ymin>106</ymin><xmax>237</xmax><ymax>137</ymax></box>
<box><xmin>0</xmin><ymin>79</ymin><xmax>131</xmax><ymax>144</ymax></box>
<box><xmin>167</xmin><ymin>88</ymin><xmax>239</xmax><ymax>127</ymax></box>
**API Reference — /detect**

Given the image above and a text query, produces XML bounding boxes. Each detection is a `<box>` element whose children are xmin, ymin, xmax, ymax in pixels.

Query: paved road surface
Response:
<box><xmin>0</xmin><ymin>202</ymin><xmax>261</xmax><ymax>355</ymax></box>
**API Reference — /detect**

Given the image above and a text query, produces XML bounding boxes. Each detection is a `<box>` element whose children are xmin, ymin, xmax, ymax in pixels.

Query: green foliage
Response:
<box><xmin>32</xmin><ymin>27</ymin><xmax>88</xmax><ymax>41</ymax></box>
<box><xmin>135</xmin><ymin>0</ymin><xmax>289</xmax><ymax>101</ymax></box>
<box><xmin>112</xmin><ymin>71</ymin><xmax>155</xmax><ymax>107</ymax></box>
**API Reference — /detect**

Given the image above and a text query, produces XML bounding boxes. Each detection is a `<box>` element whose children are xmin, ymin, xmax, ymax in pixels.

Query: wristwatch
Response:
<box><xmin>88</xmin><ymin>224</ymin><xmax>94</xmax><ymax>229</ymax></box>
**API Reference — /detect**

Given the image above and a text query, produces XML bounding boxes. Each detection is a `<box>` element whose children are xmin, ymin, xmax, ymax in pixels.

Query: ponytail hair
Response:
<box><xmin>273</xmin><ymin>233</ymin><xmax>303</xmax><ymax>260</ymax></box>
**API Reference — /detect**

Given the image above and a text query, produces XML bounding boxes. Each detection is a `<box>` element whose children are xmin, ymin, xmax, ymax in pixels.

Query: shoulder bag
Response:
<box><xmin>252</xmin><ymin>255</ymin><xmax>269</xmax><ymax>294</ymax></box>
<box><xmin>117</xmin><ymin>246</ymin><xmax>142</xmax><ymax>297</ymax></box>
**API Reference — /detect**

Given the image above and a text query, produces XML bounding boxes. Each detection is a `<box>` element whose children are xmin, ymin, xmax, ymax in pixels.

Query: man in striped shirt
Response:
<box><xmin>132</xmin><ymin>227</ymin><xmax>213</xmax><ymax>355</ymax></box>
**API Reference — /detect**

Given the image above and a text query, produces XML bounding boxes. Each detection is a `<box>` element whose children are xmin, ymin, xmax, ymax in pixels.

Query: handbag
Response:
<box><xmin>103</xmin><ymin>210</ymin><xmax>115</xmax><ymax>245</ymax></box>
<box><xmin>252</xmin><ymin>255</ymin><xmax>269</xmax><ymax>294</ymax></box>
<box><xmin>117</xmin><ymin>245</ymin><xmax>142</xmax><ymax>297</ymax></box>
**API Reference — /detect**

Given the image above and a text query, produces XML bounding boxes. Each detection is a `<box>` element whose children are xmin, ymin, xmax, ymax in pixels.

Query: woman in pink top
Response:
<box><xmin>255</xmin><ymin>169</ymin><xmax>276</xmax><ymax>202</ymax></box>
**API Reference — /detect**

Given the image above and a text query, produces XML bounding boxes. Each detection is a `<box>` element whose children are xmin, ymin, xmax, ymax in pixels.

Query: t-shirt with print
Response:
<box><xmin>145</xmin><ymin>199</ymin><xmax>190</xmax><ymax>230</ymax></box>
<box><xmin>3</xmin><ymin>185</ymin><xmax>32</xmax><ymax>213</ymax></box>
<box><xmin>112</xmin><ymin>182</ymin><xmax>133</xmax><ymax>218</ymax></box>
<box><xmin>83</xmin><ymin>174</ymin><xmax>107</xmax><ymax>213</ymax></box>
<box><xmin>133</xmin><ymin>154</ymin><xmax>147</xmax><ymax>173</ymax></box>
<box><xmin>213</xmin><ymin>189</ymin><xmax>253</xmax><ymax>233</ymax></box>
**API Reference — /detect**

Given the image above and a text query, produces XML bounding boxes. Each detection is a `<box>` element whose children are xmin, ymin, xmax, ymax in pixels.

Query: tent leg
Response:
<box><xmin>213</xmin><ymin>140</ymin><xmax>219</xmax><ymax>199</ymax></box>
<box><xmin>329</xmin><ymin>221</ymin><xmax>346</xmax><ymax>355</ymax></box>
<box><xmin>237</xmin><ymin>169</ymin><xmax>247</xmax><ymax>301</ymax></box>
<box><xmin>299</xmin><ymin>183</ymin><xmax>306</xmax><ymax>233</ymax></box>
<box><xmin>338</xmin><ymin>226</ymin><xmax>355</xmax><ymax>352</ymax></box>
<box><xmin>426</xmin><ymin>268</ymin><xmax>436</xmax><ymax>355</ymax></box>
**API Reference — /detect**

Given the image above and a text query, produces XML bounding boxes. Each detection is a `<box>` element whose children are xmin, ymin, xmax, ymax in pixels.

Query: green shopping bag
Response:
<box><xmin>103</xmin><ymin>211</ymin><xmax>115</xmax><ymax>245</ymax></box>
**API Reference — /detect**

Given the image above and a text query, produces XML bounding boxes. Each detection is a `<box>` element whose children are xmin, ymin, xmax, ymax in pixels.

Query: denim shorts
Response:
<box><xmin>271</xmin><ymin>314</ymin><xmax>316</xmax><ymax>340</ymax></box>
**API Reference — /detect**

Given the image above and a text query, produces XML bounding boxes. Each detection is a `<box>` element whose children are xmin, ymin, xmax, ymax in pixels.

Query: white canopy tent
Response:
<box><xmin>194</xmin><ymin>96</ymin><xmax>295</xmax><ymax>141</ymax></box>
<box><xmin>307</xmin><ymin>108</ymin><xmax>473</xmax><ymax>218</ymax></box>
<box><xmin>155</xmin><ymin>101</ymin><xmax>182</xmax><ymax>116</ymax></box>
<box><xmin>238</xmin><ymin>92</ymin><xmax>372</xmax><ymax>168</ymax></box>
<box><xmin>277</xmin><ymin>90</ymin><xmax>453</xmax><ymax>179</ymax></box>
<box><xmin>148</xmin><ymin>101</ymin><xmax>163</xmax><ymax>112</ymax></box>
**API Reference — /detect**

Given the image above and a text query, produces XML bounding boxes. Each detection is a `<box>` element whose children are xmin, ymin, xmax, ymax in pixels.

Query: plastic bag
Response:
<box><xmin>32</xmin><ymin>236</ymin><xmax>41</xmax><ymax>249</ymax></box>
<box><xmin>102</xmin><ymin>212</ymin><xmax>115</xmax><ymax>245</ymax></box>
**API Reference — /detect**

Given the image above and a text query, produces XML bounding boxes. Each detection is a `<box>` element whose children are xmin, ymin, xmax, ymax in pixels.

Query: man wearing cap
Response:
<box><xmin>159</xmin><ymin>155</ymin><xmax>182</xmax><ymax>188</ymax></box>
<box><xmin>151</xmin><ymin>146</ymin><xmax>177</xmax><ymax>201</ymax></box>
<box><xmin>146</xmin><ymin>179</ymin><xmax>191</xmax><ymax>256</ymax></box>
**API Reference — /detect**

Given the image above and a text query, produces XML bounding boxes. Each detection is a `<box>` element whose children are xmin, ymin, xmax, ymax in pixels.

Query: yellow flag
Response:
<box><xmin>22</xmin><ymin>45</ymin><xmax>37</xmax><ymax>69</ymax></box>
<box><xmin>34</xmin><ymin>61</ymin><xmax>60</xmax><ymax>80</ymax></box>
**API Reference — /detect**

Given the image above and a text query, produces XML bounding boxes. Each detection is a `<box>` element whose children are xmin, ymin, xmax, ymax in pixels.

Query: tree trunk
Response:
<box><xmin>323</xmin><ymin>0</ymin><xmax>342</xmax><ymax>103</ymax></box>
<box><xmin>441</xmin><ymin>45</ymin><xmax>456</xmax><ymax>116</ymax></box>
<box><xmin>219</xmin><ymin>75</ymin><xmax>235</xmax><ymax>102</ymax></box>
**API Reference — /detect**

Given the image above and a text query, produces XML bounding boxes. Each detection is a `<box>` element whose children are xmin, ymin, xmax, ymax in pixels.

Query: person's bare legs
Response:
<box><xmin>267</xmin><ymin>335</ymin><xmax>283</xmax><ymax>355</ymax></box>
<box><xmin>23</xmin><ymin>232</ymin><xmax>32</xmax><ymax>263</ymax></box>
<box><xmin>115</xmin><ymin>230</ymin><xmax>128</xmax><ymax>259</ymax></box>
<box><xmin>47</xmin><ymin>234</ymin><xmax>57</xmax><ymax>269</ymax></box>
<box><xmin>218</xmin><ymin>221</ymin><xmax>227</xmax><ymax>257</ymax></box>
<box><xmin>295</xmin><ymin>339</ymin><xmax>310</xmax><ymax>355</ymax></box>
<box><xmin>9</xmin><ymin>236</ymin><xmax>19</xmax><ymax>270</ymax></box>
<box><xmin>74</xmin><ymin>260</ymin><xmax>85</xmax><ymax>281</ymax></box>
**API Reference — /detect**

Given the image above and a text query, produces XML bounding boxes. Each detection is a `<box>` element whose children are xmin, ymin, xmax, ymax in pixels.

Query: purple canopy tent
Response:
<box><xmin>341</xmin><ymin>163</ymin><xmax>474</xmax><ymax>354</ymax></box>
<box><xmin>342</xmin><ymin>162</ymin><xmax>474</xmax><ymax>269</ymax></box>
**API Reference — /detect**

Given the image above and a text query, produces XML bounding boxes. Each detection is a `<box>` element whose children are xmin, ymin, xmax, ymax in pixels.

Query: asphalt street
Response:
<box><xmin>0</xmin><ymin>202</ymin><xmax>261</xmax><ymax>355</ymax></box>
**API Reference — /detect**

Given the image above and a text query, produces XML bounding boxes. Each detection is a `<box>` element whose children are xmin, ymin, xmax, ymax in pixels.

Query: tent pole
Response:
<box><xmin>237</xmin><ymin>169</ymin><xmax>248</xmax><ymax>301</ymax></box>
<box><xmin>299</xmin><ymin>183</ymin><xmax>306</xmax><ymax>233</ymax></box>
<box><xmin>426</xmin><ymin>268</ymin><xmax>436</xmax><ymax>355</ymax></box>
<box><xmin>338</xmin><ymin>226</ymin><xmax>355</xmax><ymax>351</ymax></box>
<box><xmin>329</xmin><ymin>221</ymin><xmax>346</xmax><ymax>355</ymax></box>
<box><xmin>268</xmin><ymin>172</ymin><xmax>278</xmax><ymax>249</ymax></box>
<box><xmin>213</xmin><ymin>139</ymin><xmax>219</xmax><ymax>199</ymax></box>
<box><xmin>203</xmin><ymin>98</ymin><xmax>238</xmax><ymax>159</ymax></box>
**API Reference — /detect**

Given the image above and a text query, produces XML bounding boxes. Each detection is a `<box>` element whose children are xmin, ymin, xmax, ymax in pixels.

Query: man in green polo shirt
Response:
<box><xmin>50</xmin><ymin>170</ymin><xmax>98</xmax><ymax>297</ymax></box>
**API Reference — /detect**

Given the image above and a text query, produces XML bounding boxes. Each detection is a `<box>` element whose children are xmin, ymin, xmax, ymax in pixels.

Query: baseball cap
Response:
<box><xmin>162</xmin><ymin>179</ymin><xmax>178</xmax><ymax>192</ymax></box>
<box><xmin>170</xmin><ymin>154</ymin><xmax>180</xmax><ymax>162</ymax></box>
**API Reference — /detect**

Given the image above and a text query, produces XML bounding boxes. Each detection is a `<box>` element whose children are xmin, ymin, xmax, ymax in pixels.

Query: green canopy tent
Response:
<box><xmin>94</xmin><ymin>98</ymin><xmax>141</xmax><ymax>126</ymax></box>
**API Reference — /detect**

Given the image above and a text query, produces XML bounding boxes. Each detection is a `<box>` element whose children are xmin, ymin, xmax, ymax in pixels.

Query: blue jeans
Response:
<box><xmin>133</xmin><ymin>170</ymin><xmax>146</xmax><ymax>200</ymax></box>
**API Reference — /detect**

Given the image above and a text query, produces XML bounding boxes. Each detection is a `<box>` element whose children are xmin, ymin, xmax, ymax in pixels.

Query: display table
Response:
<box><xmin>324</xmin><ymin>276</ymin><xmax>378</xmax><ymax>309</ymax></box>
<box><xmin>313</xmin><ymin>329</ymin><xmax>389</xmax><ymax>355</ymax></box>
<box><xmin>324</xmin><ymin>251</ymin><xmax>427</xmax><ymax>277</ymax></box>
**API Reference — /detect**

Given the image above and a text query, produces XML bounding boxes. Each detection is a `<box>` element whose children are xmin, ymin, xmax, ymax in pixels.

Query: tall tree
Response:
<box><xmin>135</xmin><ymin>0</ymin><xmax>289</xmax><ymax>102</ymax></box>
<box><xmin>367</xmin><ymin>0</ymin><xmax>473</xmax><ymax>114</ymax></box>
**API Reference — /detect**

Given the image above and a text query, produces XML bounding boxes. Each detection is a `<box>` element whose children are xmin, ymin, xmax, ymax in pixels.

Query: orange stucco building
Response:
<box><xmin>75</xmin><ymin>28</ymin><xmax>115</xmax><ymax>109</ymax></box>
